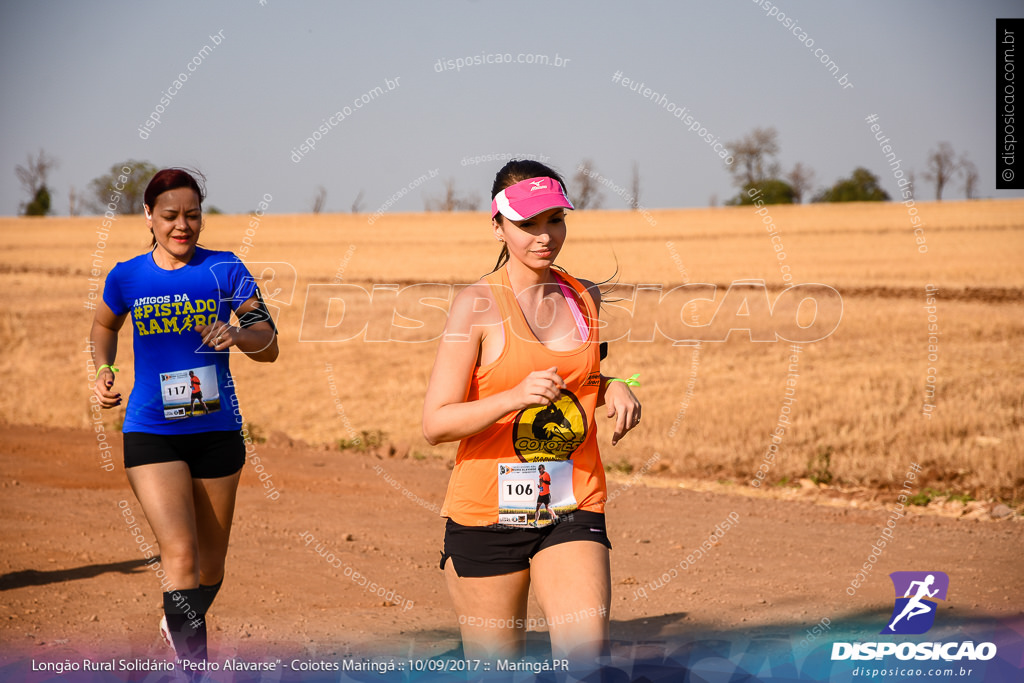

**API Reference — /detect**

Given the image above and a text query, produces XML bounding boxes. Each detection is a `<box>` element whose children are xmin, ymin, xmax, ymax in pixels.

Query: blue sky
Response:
<box><xmin>1</xmin><ymin>0</ymin><xmax>1020</xmax><ymax>215</ymax></box>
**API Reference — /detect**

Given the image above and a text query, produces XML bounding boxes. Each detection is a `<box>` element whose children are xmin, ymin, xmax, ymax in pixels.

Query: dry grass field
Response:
<box><xmin>1</xmin><ymin>199</ymin><xmax>1022</xmax><ymax>503</ymax></box>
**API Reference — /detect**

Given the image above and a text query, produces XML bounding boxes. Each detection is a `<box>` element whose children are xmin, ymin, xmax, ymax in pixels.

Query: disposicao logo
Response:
<box><xmin>882</xmin><ymin>571</ymin><xmax>948</xmax><ymax>635</ymax></box>
<box><xmin>831</xmin><ymin>571</ymin><xmax>997</xmax><ymax>663</ymax></box>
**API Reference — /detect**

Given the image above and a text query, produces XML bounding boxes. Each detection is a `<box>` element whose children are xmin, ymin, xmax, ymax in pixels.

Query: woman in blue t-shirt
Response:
<box><xmin>89</xmin><ymin>168</ymin><xmax>279</xmax><ymax>662</ymax></box>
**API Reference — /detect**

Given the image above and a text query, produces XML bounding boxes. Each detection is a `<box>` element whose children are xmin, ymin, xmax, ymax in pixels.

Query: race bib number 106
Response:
<box><xmin>497</xmin><ymin>461</ymin><xmax>576</xmax><ymax>527</ymax></box>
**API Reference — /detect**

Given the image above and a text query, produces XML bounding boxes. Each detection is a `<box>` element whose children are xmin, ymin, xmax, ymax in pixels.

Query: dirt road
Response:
<box><xmin>1</xmin><ymin>424</ymin><xmax>1021</xmax><ymax>680</ymax></box>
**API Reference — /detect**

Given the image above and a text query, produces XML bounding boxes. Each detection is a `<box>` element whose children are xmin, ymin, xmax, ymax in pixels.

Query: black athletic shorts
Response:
<box><xmin>537</xmin><ymin>494</ymin><xmax>551</xmax><ymax>505</ymax></box>
<box><xmin>123</xmin><ymin>430</ymin><xmax>245</xmax><ymax>479</ymax></box>
<box><xmin>441</xmin><ymin>510</ymin><xmax>612</xmax><ymax>578</ymax></box>
<box><xmin>191</xmin><ymin>392</ymin><xmax>203</xmax><ymax>401</ymax></box>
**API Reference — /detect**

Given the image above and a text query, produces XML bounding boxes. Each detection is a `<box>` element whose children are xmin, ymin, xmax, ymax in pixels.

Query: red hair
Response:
<box><xmin>144</xmin><ymin>168</ymin><xmax>206</xmax><ymax>213</ymax></box>
<box><xmin>143</xmin><ymin>168</ymin><xmax>206</xmax><ymax>247</ymax></box>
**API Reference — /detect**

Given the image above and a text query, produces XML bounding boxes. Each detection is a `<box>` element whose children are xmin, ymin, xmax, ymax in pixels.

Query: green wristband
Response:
<box><xmin>97</xmin><ymin>364</ymin><xmax>119</xmax><ymax>373</ymax></box>
<box><xmin>606</xmin><ymin>373</ymin><xmax>640</xmax><ymax>387</ymax></box>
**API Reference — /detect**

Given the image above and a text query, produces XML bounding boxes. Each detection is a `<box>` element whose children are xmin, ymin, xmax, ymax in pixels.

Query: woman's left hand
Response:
<box><xmin>605</xmin><ymin>380</ymin><xmax>641</xmax><ymax>446</ymax></box>
<box><xmin>195</xmin><ymin>322</ymin><xmax>239</xmax><ymax>351</ymax></box>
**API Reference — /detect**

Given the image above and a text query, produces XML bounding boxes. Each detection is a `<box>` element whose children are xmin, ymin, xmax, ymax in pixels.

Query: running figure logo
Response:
<box><xmin>881</xmin><ymin>571</ymin><xmax>949</xmax><ymax>635</ymax></box>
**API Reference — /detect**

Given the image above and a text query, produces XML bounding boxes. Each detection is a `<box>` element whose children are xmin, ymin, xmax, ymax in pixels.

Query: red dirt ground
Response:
<box><xmin>1</xmin><ymin>423</ymin><xmax>1021</xmax><ymax>678</ymax></box>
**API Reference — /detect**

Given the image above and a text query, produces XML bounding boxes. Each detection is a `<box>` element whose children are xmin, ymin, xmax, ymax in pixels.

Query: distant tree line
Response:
<box><xmin>721</xmin><ymin>127</ymin><xmax>978</xmax><ymax>206</ymax></box>
<box><xmin>12</xmin><ymin>137</ymin><xmax>982</xmax><ymax>216</ymax></box>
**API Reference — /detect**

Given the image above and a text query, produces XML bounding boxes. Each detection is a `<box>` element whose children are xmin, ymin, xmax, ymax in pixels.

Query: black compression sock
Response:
<box><xmin>199</xmin><ymin>579</ymin><xmax>223</xmax><ymax>611</ymax></box>
<box><xmin>163</xmin><ymin>589</ymin><xmax>208</xmax><ymax>662</ymax></box>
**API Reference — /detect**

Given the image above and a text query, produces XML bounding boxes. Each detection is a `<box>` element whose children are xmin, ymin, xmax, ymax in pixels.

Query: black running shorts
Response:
<box><xmin>441</xmin><ymin>510</ymin><xmax>611</xmax><ymax>578</ymax></box>
<box><xmin>123</xmin><ymin>430</ymin><xmax>245</xmax><ymax>479</ymax></box>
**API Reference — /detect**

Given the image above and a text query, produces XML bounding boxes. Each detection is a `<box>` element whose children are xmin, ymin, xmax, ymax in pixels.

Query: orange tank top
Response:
<box><xmin>440</xmin><ymin>266</ymin><xmax>607</xmax><ymax>527</ymax></box>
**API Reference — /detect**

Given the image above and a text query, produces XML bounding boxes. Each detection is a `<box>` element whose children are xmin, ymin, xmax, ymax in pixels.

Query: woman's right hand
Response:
<box><xmin>93</xmin><ymin>368</ymin><xmax>122</xmax><ymax>409</ymax></box>
<box><xmin>509</xmin><ymin>366</ymin><xmax>566</xmax><ymax>410</ymax></box>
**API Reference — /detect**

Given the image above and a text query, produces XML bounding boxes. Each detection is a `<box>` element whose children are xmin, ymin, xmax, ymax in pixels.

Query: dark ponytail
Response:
<box><xmin>492</xmin><ymin>243</ymin><xmax>510</xmax><ymax>273</ymax></box>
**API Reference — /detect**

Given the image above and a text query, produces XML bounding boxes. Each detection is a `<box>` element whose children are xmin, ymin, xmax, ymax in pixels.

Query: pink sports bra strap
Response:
<box><xmin>553</xmin><ymin>272</ymin><xmax>590</xmax><ymax>341</ymax></box>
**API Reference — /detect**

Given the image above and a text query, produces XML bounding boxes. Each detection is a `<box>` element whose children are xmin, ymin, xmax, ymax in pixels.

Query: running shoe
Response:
<box><xmin>159</xmin><ymin>616</ymin><xmax>177</xmax><ymax>657</ymax></box>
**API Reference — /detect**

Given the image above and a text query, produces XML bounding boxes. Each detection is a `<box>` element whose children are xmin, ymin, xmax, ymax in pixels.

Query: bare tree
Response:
<box><xmin>787</xmin><ymin>162</ymin><xmax>815</xmax><ymax>204</ymax></box>
<box><xmin>726</xmin><ymin>127</ymin><xmax>780</xmax><ymax>188</ymax></box>
<box><xmin>350</xmin><ymin>189</ymin><xmax>365</xmax><ymax>213</ymax></box>
<box><xmin>15</xmin><ymin>149</ymin><xmax>58</xmax><ymax>215</ymax></box>
<box><xmin>922</xmin><ymin>142</ymin><xmax>960</xmax><ymax>200</ymax></box>
<box><xmin>629</xmin><ymin>162</ymin><xmax>641</xmax><ymax>210</ymax></box>
<box><xmin>571</xmin><ymin>160</ymin><xmax>604</xmax><ymax>210</ymax></box>
<box><xmin>69</xmin><ymin>185</ymin><xmax>80</xmax><ymax>216</ymax></box>
<box><xmin>15</xmin><ymin>149</ymin><xmax>57</xmax><ymax>196</ymax></box>
<box><xmin>426</xmin><ymin>178</ymin><xmax>479</xmax><ymax>212</ymax></box>
<box><xmin>311</xmin><ymin>186</ymin><xmax>327</xmax><ymax>214</ymax></box>
<box><xmin>960</xmin><ymin>157</ymin><xmax>978</xmax><ymax>199</ymax></box>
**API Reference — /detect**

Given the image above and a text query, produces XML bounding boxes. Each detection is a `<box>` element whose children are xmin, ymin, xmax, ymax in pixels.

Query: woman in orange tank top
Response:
<box><xmin>422</xmin><ymin>160</ymin><xmax>642</xmax><ymax>666</ymax></box>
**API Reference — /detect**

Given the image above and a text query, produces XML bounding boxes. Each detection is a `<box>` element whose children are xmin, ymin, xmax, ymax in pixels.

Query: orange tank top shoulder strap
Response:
<box><xmin>552</xmin><ymin>270</ymin><xmax>599</xmax><ymax>342</ymax></box>
<box><xmin>552</xmin><ymin>270</ymin><xmax>596</xmax><ymax>341</ymax></box>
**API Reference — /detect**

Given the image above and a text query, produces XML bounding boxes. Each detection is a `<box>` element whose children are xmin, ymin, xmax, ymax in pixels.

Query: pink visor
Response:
<box><xmin>491</xmin><ymin>176</ymin><xmax>574</xmax><ymax>220</ymax></box>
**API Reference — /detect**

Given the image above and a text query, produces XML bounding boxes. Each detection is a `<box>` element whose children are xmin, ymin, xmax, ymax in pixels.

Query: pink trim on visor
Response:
<box><xmin>491</xmin><ymin>176</ymin><xmax>574</xmax><ymax>221</ymax></box>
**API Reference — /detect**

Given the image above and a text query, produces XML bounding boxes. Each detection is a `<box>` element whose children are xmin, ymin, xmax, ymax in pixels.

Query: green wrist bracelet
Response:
<box><xmin>606</xmin><ymin>373</ymin><xmax>640</xmax><ymax>387</ymax></box>
<box><xmin>97</xmin><ymin>364</ymin><xmax>119</xmax><ymax>373</ymax></box>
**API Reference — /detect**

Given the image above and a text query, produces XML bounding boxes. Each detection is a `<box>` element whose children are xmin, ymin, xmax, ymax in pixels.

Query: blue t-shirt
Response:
<box><xmin>103</xmin><ymin>247</ymin><xmax>260</xmax><ymax>434</ymax></box>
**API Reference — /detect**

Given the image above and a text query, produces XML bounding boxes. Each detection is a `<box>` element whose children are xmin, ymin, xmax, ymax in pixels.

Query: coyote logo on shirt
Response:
<box><xmin>533</xmin><ymin>404</ymin><xmax>575</xmax><ymax>442</ymax></box>
<box><xmin>512</xmin><ymin>390</ymin><xmax>587</xmax><ymax>462</ymax></box>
